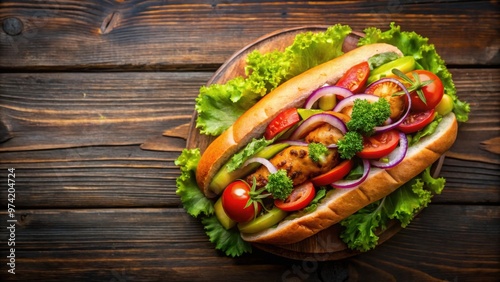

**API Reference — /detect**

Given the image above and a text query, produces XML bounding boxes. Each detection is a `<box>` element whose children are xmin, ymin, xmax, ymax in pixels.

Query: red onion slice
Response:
<box><xmin>332</xmin><ymin>93</ymin><xmax>381</xmax><ymax>113</ymax></box>
<box><xmin>364</xmin><ymin>78</ymin><xmax>412</xmax><ymax>133</ymax></box>
<box><xmin>243</xmin><ymin>157</ymin><xmax>277</xmax><ymax>174</ymax></box>
<box><xmin>305</xmin><ymin>86</ymin><xmax>353</xmax><ymax>109</ymax></box>
<box><xmin>331</xmin><ymin>159</ymin><xmax>370</xmax><ymax>189</ymax></box>
<box><xmin>370</xmin><ymin>132</ymin><xmax>408</xmax><ymax>169</ymax></box>
<box><xmin>289</xmin><ymin>113</ymin><xmax>347</xmax><ymax>140</ymax></box>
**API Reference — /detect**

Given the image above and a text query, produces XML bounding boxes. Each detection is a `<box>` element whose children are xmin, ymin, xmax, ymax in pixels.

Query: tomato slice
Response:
<box><xmin>336</xmin><ymin>61</ymin><xmax>370</xmax><ymax>94</ymax></box>
<box><xmin>357</xmin><ymin>130</ymin><xmax>400</xmax><ymax>159</ymax></box>
<box><xmin>397</xmin><ymin>109</ymin><xmax>435</xmax><ymax>134</ymax></box>
<box><xmin>274</xmin><ymin>182</ymin><xmax>315</xmax><ymax>212</ymax></box>
<box><xmin>311</xmin><ymin>159</ymin><xmax>354</xmax><ymax>186</ymax></box>
<box><xmin>264</xmin><ymin>108</ymin><xmax>300</xmax><ymax>140</ymax></box>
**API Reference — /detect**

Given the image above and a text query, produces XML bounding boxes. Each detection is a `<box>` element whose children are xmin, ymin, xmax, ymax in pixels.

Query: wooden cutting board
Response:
<box><xmin>185</xmin><ymin>26</ymin><xmax>443</xmax><ymax>261</ymax></box>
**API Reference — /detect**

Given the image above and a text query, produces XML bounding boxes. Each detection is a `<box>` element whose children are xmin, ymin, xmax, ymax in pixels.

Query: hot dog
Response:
<box><xmin>176</xmin><ymin>24</ymin><xmax>469</xmax><ymax>256</ymax></box>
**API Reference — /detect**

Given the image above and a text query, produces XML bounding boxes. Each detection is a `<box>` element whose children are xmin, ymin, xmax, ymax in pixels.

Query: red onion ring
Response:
<box><xmin>331</xmin><ymin>159</ymin><xmax>370</xmax><ymax>189</ymax></box>
<box><xmin>289</xmin><ymin>113</ymin><xmax>347</xmax><ymax>140</ymax></box>
<box><xmin>370</xmin><ymin>132</ymin><xmax>408</xmax><ymax>169</ymax></box>
<box><xmin>305</xmin><ymin>86</ymin><xmax>353</xmax><ymax>109</ymax></box>
<box><xmin>243</xmin><ymin>157</ymin><xmax>277</xmax><ymax>174</ymax></box>
<box><xmin>365</xmin><ymin>78</ymin><xmax>412</xmax><ymax>133</ymax></box>
<box><xmin>332</xmin><ymin>93</ymin><xmax>380</xmax><ymax>113</ymax></box>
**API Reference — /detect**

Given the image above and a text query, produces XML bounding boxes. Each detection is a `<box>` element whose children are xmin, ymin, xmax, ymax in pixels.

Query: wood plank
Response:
<box><xmin>0</xmin><ymin>0</ymin><xmax>498</xmax><ymax>70</ymax></box>
<box><xmin>0</xmin><ymin>146</ymin><xmax>182</xmax><ymax>208</ymax></box>
<box><xmin>0</xmin><ymin>205</ymin><xmax>498</xmax><ymax>281</ymax></box>
<box><xmin>0</xmin><ymin>72</ymin><xmax>211</xmax><ymax>151</ymax></box>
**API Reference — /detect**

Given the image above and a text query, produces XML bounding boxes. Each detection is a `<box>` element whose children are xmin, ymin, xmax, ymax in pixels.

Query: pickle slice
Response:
<box><xmin>214</xmin><ymin>197</ymin><xmax>236</xmax><ymax>230</ymax></box>
<box><xmin>237</xmin><ymin>207</ymin><xmax>288</xmax><ymax>234</ymax></box>
<box><xmin>297</xmin><ymin>108</ymin><xmax>324</xmax><ymax>120</ymax></box>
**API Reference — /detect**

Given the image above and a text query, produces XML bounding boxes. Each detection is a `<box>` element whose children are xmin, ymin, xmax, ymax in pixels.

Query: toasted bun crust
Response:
<box><xmin>241</xmin><ymin>113</ymin><xmax>458</xmax><ymax>244</ymax></box>
<box><xmin>196</xmin><ymin>43</ymin><xmax>403</xmax><ymax>197</ymax></box>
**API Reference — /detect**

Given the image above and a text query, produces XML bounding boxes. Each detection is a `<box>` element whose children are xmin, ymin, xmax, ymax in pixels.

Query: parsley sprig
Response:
<box><xmin>337</xmin><ymin>98</ymin><xmax>391</xmax><ymax>159</ymax></box>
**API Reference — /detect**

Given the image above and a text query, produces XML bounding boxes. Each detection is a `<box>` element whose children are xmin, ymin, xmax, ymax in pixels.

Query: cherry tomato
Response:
<box><xmin>397</xmin><ymin>109</ymin><xmax>435</xmax><ymax>134</ymax></box>
<box><xmin>274</xmin><ymin>182</ymin><xmax>315</xmax><ymax>212</ymax></box>
<box><xmin>336</xmin><ymin>61</ymin><xmax>370</xmax><ymax>94</ymax></box>
<box><xmin>264</xmin><ymin>108</ymin><xmax>300</xmax><ymax>140</ymax></box>
<box><xmin>312</xmin><ymin>159</ymin><xmax>354</xmax><ymax>186</ymax></box>
<box><xmin>357</xmin><ymin>130</ymin><xmax>400</xmax><ymax>159</ymax></box>
<box><xmin>405</xmin><ymin>70</ymin><xmax>444</xmax><ymax>112</ymax></box>
<box><xmin>221</xmin><ymin>180</ymin><xmax>261</xmax><ymax>223</ymax></box>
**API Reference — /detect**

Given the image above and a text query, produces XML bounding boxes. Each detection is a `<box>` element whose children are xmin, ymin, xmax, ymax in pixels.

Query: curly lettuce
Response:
<box><xmin>339</xmin><ymin>166</ymin><xmax>445</xmax><ymax>252</ymax></box>
<box><xmin>175</xmin><ymin>149</ymin><xmax>252</xmax><ymax>257</ymax></box>
<box><xmin>175</xmin><ymin>148</ymin><xmax>213</xmax><ymax>217</ymax></box>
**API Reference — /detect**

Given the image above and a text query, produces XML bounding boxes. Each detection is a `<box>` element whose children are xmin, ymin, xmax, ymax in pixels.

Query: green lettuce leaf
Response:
<box><xmin>175</xmin><ymin>149</ymin><xmax>214</xmax><ymax>217</ymax></box>
<box><xmin>359</xmin><ymin>22</ymin><xmax>470</xmax><ymax>122</ymax></box>
<box><xmin>196</xmin><ymin>24</ymin><xmax>352</xmax><ymax>136</ymax></box>
<box><xmin>340</xmin><ymin>167</ymin><xmax>446</xmax><ymax>252</ymax></box>
<box><xmin>202</xmin><ymin>216</ymin><xmax>252</xmax><ymax>257</ymax></box>
<box><xmin>175</xmin><ymin>149</ymin><xmax>252</xmax><ymax>257</ymax></box>
<box><xmin>283</xmin><ymin>24</ymin><xmax>352</xmax><ymax>79</ymax></box>
<box><xmin>339</xmin><ymin>201</ymin><xmax>386</xmax><ymax>252</ymax></box>
<box><xmin>195</xmin><ymin>78</ymin><xmax>254</xmax><ymax>136</ymax></box>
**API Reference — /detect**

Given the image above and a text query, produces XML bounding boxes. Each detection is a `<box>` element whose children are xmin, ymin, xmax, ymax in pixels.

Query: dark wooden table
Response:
<box><xmin>1</xmin><ymin>1</ymin><xmax>499</xmax><ymax>281</ymax></box>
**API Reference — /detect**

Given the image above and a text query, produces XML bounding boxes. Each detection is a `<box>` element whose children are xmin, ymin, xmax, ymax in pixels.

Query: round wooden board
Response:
<box><xmin>186</xmin><ymin>26</ymin><xmax>444</xmax><ymax>261</ymax></box>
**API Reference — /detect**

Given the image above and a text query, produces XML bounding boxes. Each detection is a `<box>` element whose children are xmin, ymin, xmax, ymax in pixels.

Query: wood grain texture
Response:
<box><xmin>0</xmin><ymin>205</ymin><xmax>498</xmax><ymax>281</ymax></box>
<box><xmin>0</xmin><ymin>0</ymin><xmax>498</xmax><ymax>70</ymax></box>
<box><xmin>0</xmin><ymin>72</ymin><xmax>211</xmax><ymax>151</ymax></box>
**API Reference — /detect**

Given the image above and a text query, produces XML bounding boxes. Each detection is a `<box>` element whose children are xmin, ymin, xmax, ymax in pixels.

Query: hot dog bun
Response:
<box><xmin>241</xmin><ymin>112</ymin><xmax>457</xmax><ymax>244</ymax></box>
<box><xmin>196</xmin><ymin>43</ymin><xmax>404</xmax><ymax>198</ymax></box>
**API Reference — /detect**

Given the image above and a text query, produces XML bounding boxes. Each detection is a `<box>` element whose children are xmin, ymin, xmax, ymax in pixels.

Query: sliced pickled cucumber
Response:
<box><xmin>237</xmin><ymin>207</ymin><xmax>288</xmax><ymax>234</ymax></box>
<box><xmin>214</xmin><ymin>197</ymin><xmax>236</xmax><ymax>230</ymax></box>
<box><xmin>297</xmin><ymin>108</ymin><xmax>324</xmax><ymax>120</ymax></box>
